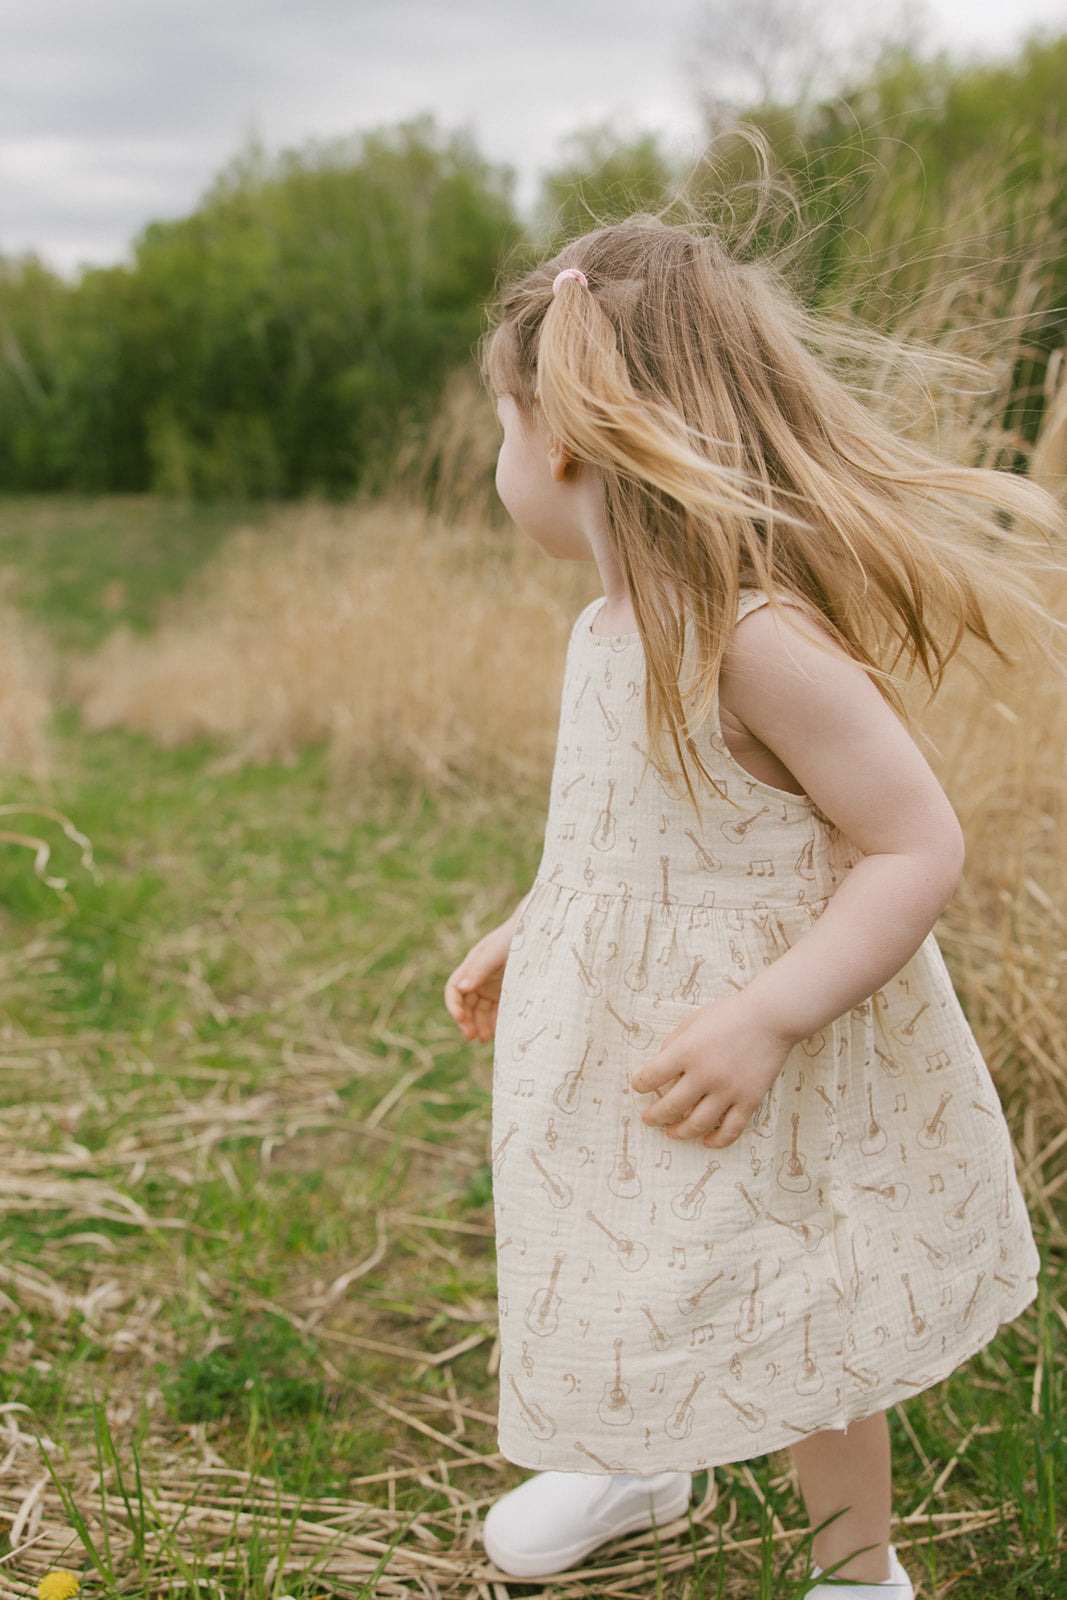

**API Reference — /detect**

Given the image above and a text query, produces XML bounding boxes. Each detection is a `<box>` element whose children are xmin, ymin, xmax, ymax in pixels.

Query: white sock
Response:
<box><xmin>810</xmin><ymin>1547</ymin><xmax>909</xmax><ymax>1594</ymax></box>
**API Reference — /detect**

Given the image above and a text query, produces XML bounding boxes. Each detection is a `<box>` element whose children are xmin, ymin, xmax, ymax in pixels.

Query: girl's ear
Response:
<box><xmin>547</xmin><ymin>439</ymin><xmax>580</xmax><ymax>482</ymax></box>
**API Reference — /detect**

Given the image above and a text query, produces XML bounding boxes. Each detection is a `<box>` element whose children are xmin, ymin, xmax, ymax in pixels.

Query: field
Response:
<box><xmin>0</xmin><ymin>494</ymin><xmax>1063</xmax><ymax>1600</ymax></box>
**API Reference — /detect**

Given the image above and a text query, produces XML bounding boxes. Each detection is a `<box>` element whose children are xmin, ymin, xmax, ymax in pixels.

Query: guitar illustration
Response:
<box><xmin>735</xmin><ymin>1262</ymin><xmax>765</xmax><ymax>1344</ymax></box>
<box><xmin>891</xmin><ymin>1001</ymin><xmax>930</xmax><ymax>1045</ymax></box>
<box><xmin>873</xmin><ymin>1043</ymin><xmax>904</xmax><ymax>1079</ymax></box>
<box><xmin>843</xmin><ymin>1361</ymin><xmax>880</xmax><ymax>1393</ymax></box>
<box><xmin>665</xmin><ymin>1371</ymin><xmax>706</xmax><ymax>1440</ymax></box>
<box><xmin>575</xmin><ymin>1440</ymin><xmax>627</xmax><ymax>1472</ymax></box>
<box><xmin>570</xmin><ymin>945</ymin><xmax>603</xmax><ymax>999</ymax></box>
<box><xmin>639</xmin><ymin>1302</ymin><xmax>672</xmax><ymax>1352</ymax></box>
<box><xmin>608</xmin><ymin>1117</ymin><xmax>642</xmax><ymax>1199</ymax></box>
<box><xmin>860</xmin><ymin>1083</ymin><xmax>888</xmax><ymax>1156</ymax></box>
<box><xmin>776</xmin><ymin>1113</ymin><xmax>812</xmax><ymax>1194</ymax></box>
<box><xmin>670</xmin><ymin>1157</ymin><xmax>722</xmax><ymax>1222</ymax></box>
<box><xmin>590</xmin><ymin>779</ymin><xmax>618</xmax><ymax>852</ymax></box>
<box><xmin>914</xmin><ymin>1232</ymin><xmax>951</xmax><ymax>1270</ymax></box>
<box><xmin>917</xmin><ymin>1092</ymin><xmax>952</xmax><ymax>1150</ymax></box>
<box><xmin>854</xmin><ymin>1180</ymin><xmax>911</xmax><ymax>1213</ymax></box>
<box><xmin>624</xmin><ymin>928</ymin><xmax>652</xmax><ymax>992</ymax></box>
<box><xmin>719</xmin><ymin>1388</ymin><xmax>767</xmax><ymax>1434</ymax></box>
<box><xmin>656</xmin><ymin>855</ymin><xmax>676</xmax><ymax>908</ymax></box>
<box><xmin>672</xmin><ymin>956</ymin><xmax>705</xmax><ymax>1004</ymax></box>
<box><xmin>552</xmin><ymin>1037</ymin><xmax>594</xmax><ymax>1115</ymax></box>
<box><xmin>683</xmin><ymin>827</ymin><xmax>721</xmax><ymax>874</ymax></box>
<box><xmin>955</xmin><ymin>1272</ymin><xmax>986</xmax><ymax>1334</ymax></box>
<box><xmin>597</xmin><ymin>1337</ymin><xmax>635</xmax><ymax>1427</ymax></box>
<box><xmin>793</xmin><ymin>1313</ymin><xmax>824</xmax><ymax>1396</ymax></box>
<box><xmin>492</xmin><ymin>1121</ymin><xmax>519</xmax><ymax>1174</ymax></box>
<box><xmin>524</xmin><ymin>1252</ymin><xmax>566</xmax><ymax>1336</ymax></box>
<box><xmin>605</xmin><ymin>1000</ymin><xmax>655</xmax><ymax>1050</ymax></box>
<box><xmin>508</xmin><ymin>1375</ymin><xmax>557</xmax><ymax>1440</ymax></box>
<box><xmin>764</xmin><ymin>1209</ymin><xmax>824</xmax><ymax>1253</ymax></box>
<box><xmin>585</xmin><ymin>1210</ymin><xmax>650</xmax><ymax>1272</ymax></box>
<box><xmin>676</xmin><ymin>1271</ymin><xmax>724</xmax><ymax>1318</ymax></box>
<box><xmin>595</xmin><ymin>693</ymin><xmax>621</xmax><ymax>741</ymax></box>
<box><xmin>527</xmin><ymin>1149</ymin><xmax>574</xmax><ymax>1210</ymax></box>
<box><xmin>720</xmin><ymin>806</ymin><xmax>771</xmax><ymax>845</ymax></box>
<box><xmin>943</xmin><ymin>1180</ymin><xmax>980</xmax><ymax>1232</ymax></box>
<box><xmin>901</xmin><ymin>1271</ymin><xmax>932</xmax><ymax>1351</ymax></box>
<box><xmin>795</xmin><ymin>838</ymin><xmax>817</xmax><ymax>882</ymax></box>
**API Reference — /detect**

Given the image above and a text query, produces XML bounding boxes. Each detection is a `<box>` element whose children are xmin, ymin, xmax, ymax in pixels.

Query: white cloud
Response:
<box><xmin>0</xmin><ymin>0</ymin><xmax>1062</xmax><ymax>272</ymax></box>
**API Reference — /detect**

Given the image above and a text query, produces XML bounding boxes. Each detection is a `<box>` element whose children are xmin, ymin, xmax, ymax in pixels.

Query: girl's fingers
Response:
<box><xmin>639</xmin><ymin>1079</ymin><xmax>702</xmax><ymax>1129</ymax></box>
<box><xmin>630</xmin><ymin>1052</ymin><xmax>682</xmax><ymax>1096</ymax></box>
<box><xmin>668</xmin><ymin>1096</ymin><xmax>725</xmax><ymax>1140</ymax></box>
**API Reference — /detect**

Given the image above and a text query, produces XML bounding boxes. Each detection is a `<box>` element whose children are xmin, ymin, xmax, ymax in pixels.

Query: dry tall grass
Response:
<box><xmin>0</xmin><ymin>592</ymin><xmax>52</xmax><ymax>780</ymax></box>
<box><xmin>71</xmin><ymin>502</ymin><xmax>597</xmax><ymax>788</ymax></box>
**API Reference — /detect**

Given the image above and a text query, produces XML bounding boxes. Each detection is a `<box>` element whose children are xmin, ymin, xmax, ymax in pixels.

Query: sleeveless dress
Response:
<box><xmin>491</xmin><ymin>591</ymin><xmax>1038</xmax><ymax>1474</ymax></box>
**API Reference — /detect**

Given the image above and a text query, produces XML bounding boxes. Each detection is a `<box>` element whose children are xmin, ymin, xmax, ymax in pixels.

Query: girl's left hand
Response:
<box><xmin>630</xmin><ymin>994</ymin><xmax>794</xmax><ymax>1148</ymax></box>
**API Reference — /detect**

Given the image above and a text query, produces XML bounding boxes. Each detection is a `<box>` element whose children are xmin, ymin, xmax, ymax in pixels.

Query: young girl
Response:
<box><xmin>444</xmin><ymin>217</ymin><xmax>1060</xmax><ymax>1597</ymax></box>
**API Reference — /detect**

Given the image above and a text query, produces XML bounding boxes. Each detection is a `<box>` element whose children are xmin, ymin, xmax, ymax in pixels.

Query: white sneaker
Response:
<box><xmin>481</xmin><ymin>1469</ymin><xmax>693</xmax><ymax>1578</ymax></box>
<box><xmin>805</xmin><ymin>1544</ymin><xmax>914</xmax><ymax>1598</ymax></box>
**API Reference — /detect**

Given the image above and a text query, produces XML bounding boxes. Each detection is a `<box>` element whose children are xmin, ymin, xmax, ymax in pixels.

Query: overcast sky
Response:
<box><xmin>2</xmin><ymin>0</ymin><xmax>1065</xmax><ymax>274</ymax></box>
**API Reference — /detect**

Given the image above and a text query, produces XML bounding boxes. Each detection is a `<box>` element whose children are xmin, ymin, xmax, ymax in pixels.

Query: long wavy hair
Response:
<box><xmin>482</xmin><ymin>214</ymin><xmax>1063</xmax><ymax>793</ymax></box>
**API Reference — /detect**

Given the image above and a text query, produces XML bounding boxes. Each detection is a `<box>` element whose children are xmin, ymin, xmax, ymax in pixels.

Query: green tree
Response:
<box><xmin>0</xmin><ymin>119</ymin><xmax>519</xmax><ymax>496</ymax></box>
<box><xmin>538</xmin><ymin>128</ymin><xmax>678</xmax><ymax>245</ymax></box>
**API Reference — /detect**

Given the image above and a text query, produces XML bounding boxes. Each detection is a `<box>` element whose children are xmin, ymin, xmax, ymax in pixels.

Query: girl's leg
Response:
<box><xmin>790</xmin><ymin>1410</ymin><xmax>892</xmax><ymax>1583</ymax></box>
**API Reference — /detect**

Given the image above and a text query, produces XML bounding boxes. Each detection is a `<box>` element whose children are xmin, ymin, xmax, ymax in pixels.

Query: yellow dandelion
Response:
<box><xmin>37</xmin><ymin>1573</ymin><xmax>80</xmax><ymax>1600</ymax></box>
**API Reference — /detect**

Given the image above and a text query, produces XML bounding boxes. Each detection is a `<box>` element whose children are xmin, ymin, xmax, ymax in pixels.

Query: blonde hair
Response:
<box><xmin>482</xmin><ymin>216</ymin><xmax>1064</xmax><ymax>792</ymax></box>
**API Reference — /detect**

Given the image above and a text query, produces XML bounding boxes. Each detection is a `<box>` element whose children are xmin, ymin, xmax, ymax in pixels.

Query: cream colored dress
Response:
<box><xmin>491</xmin><ymin>591</ymin><xmax>1038</xmax><ymax>1474</ymax></box>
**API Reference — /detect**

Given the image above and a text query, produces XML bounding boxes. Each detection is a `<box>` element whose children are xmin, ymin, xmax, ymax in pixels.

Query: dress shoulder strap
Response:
<box><xmin>736</xmin><ymin>588</ymin><xmax>772</xmax><ymax>624</ymax></box>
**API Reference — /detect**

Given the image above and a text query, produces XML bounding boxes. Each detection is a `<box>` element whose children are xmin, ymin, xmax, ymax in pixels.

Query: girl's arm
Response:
<box><xmin>444</xmin><ymin>899</ymin><xmax>527</xmax><ymax>1043</ymax></box>
<box><xmin>632</xmin><ymin>605</ymin><xmax>965</xmax><ymax>1148</ymax></box>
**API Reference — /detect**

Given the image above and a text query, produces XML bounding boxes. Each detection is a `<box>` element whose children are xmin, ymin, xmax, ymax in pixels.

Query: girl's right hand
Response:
<box><xmin>444</xmin><ymin>913</ymin><xmax>521</xmax><ymax>1043</ymax></box>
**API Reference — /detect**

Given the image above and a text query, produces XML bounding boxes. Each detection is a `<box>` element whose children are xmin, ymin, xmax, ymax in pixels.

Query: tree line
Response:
<box><xmin>0</xmin><ymin>36</ymin><xmax>1064</xmax><ymax>499</ymax></box>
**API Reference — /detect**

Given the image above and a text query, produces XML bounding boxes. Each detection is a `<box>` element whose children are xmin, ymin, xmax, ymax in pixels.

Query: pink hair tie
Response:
<box><xmin>552</xmin><ymin>267</ymin><xmax>589</xmax><ymax>295</ymax></box>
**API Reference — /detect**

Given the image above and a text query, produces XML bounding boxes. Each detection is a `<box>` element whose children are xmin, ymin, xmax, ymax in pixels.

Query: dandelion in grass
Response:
<box><xmin>37</xmin><ymin>1573</ymin><xmax>79</xmax><ymax>1600</ymax></box>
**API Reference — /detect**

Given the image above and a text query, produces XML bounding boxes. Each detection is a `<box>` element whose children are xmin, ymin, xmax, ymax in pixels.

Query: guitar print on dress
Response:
<box><xmin>524</xmin><ymin>1252</ymin><xmax>566</xmax><ymax>1337</ymax></box>
<box><xmin>585</xmin><ymin>1210</ymin><xmax>650</xmax><ymax>1272</ymax></box>
<box><xmin>665</xmin><ymin>1372</ymin><xmax>706</xmax><ymax>1440</ymax></box>
<box><xmin>670</xmin><ymin>1158</ymin><xmax>722</xmax><ymax>1221</ymax></box>
<box><xmin>591</xmin><ymin>779</ymin><xmax>618</xmax><ymax>852</ymax></box>
<box><xmin>527</xmin><ymin>1149</ymin><xmax>574</xmax><ymax>1210</ymax></box>
<box><xmin>509</xmin><ymin>1375</ymin><xmax>558</xmax><ymax>1440</ymax></box>
<box><xmin>552</xmin><ymin>1037</ymin><xmax>595</xmax><ymax>1115</ymax></box>
<box><xmin>597</xmin><ymin>1338</ymin><xmax>635</xmax><ymax>1427</ymax></box>
<box><xmin>490</xmin><ymin>592</ymin><xmax>1038</xmax><ymax>1474</ymax></box>
<box><xmin>639</xmin><ymin>1302</ymin><xmax>672</xmax><ymax>1351</ymax></box>
<box><xmin>608</xmin><ymin>1117</ymin><xmax>642</xmax><ymax>1198</ymax></box>
<box><xmin>776</xmin><ymin>1113</ymin><xmax>812</xmax><ymax>1194</ymax></box>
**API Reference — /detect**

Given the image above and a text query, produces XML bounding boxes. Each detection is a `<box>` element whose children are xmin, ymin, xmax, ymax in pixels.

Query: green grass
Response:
<box><xmin>0</xmin><ymin>494</ymin><xmax>267</xmax><ymax>649</ymax></box>
<box><xmin>0</xmin><ymin>497</ymin><xmax>1062</xmax><ymax>1597</ymax></box>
